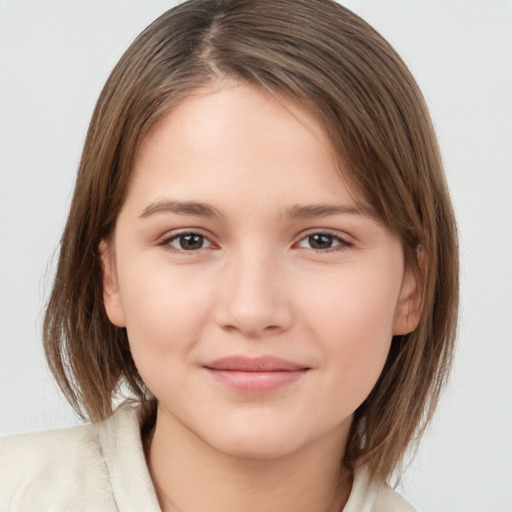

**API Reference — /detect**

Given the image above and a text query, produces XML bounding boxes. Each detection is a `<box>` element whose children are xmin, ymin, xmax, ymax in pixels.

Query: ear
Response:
<box><xmin>392</xmin><ymin>253</ymin><xmax>425</xmax><ymax>336</ymax></box>
<box><xmin>99</xmin><ymin>240</ymin><xmax>126</xmax><ymax>328</ymax></box>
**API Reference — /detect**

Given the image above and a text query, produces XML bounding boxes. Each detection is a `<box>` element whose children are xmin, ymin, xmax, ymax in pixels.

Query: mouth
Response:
<box><xmin>202</xmin><ymin>356</ymin><xmax>310</xmax><ymax>392</ymax></box>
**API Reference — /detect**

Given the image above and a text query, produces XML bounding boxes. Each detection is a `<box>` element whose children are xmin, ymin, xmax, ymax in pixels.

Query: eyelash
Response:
<box><xmin>159</xmin><ymin>231</ymin><xmax>214</xmax><ymax>252</ymax></box>
<box><xmin>295</xmin><ymin>231</ymin><xmax>352</xmax><ymax>252</ymax></box>
<box><xmin>159</xmin><ymin>230</ymin><xmax>352</xmax><ymax>253</ymax></box>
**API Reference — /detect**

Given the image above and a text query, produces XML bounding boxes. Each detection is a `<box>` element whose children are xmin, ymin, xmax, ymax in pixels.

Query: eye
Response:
<box><xmin>296</xmin><ymin>232</ymin><xmax>351</xmax><ymax>251</ymax></box>
<box><xmin>164</xmin><ymin>232</ymin><xmax>213</xmax><ymax>251</ymax></box>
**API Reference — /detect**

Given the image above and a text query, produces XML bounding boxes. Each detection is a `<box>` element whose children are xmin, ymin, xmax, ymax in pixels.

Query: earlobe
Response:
<box><xmin>392</xmin><ymin>265</ymin><xmax>423</xmax><ymax>336</ymax></box>
<box><xmin>99</xmin><ymin>240</ymin><xmax>127</xmax><ymax>328</ymax></box>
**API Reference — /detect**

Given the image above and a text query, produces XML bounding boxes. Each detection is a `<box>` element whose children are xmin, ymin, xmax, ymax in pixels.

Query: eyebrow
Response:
<box><xmin>286</xmin><ymin>203</ymin><xmax>376</xmax><ymax>219</ymax></box>
<box><xmin>139</xmin><ymin>199</ymin><xmax>376</xmax><ymax>221</ymax></box>
<box><xmin>139</xmin><ymin>200</ymin><xmax>222</xmax><ymax>219</ymax></box>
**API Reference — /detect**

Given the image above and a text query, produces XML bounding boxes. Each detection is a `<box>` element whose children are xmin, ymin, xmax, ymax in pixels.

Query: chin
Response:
<box><xmin>201</xmin><ymin>413</ymin><xmax>334</xmax><ymax>462</ymax></box>
<box><xmin>211</xmin><ymin>433</ymin><xmax>302</xmax><ymax>461</ymax></box>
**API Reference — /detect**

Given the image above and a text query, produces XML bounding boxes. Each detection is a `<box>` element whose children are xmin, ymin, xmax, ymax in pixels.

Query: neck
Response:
<box><xmin>145</xmin><ymin>408</ymin><xmax>352</xmax><ymax>512</ymax></box>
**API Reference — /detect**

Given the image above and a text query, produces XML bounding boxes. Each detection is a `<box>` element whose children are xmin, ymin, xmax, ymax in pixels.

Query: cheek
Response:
<box><xmin>299</xmin><ymin>266</ymin><xmax>399</xmax><ymax>403</ymax></box>
<box><xmin>117</xmin><ymin>257</ymin><xmax>217</xmax><ymax>373</ymax></box>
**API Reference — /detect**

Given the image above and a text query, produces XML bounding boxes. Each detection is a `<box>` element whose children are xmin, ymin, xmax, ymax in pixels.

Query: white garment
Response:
<box><xmin>0</xmin><ymin>404</ymin><xmax>416</xmax><ymax>511</ymax></box>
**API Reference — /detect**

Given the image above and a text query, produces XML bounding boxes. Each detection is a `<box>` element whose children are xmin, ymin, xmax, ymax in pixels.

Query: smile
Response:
<box><xmin>203</xmin><ymin>356</ymin><xmax>310</xmax><ymax>392</ymax></box>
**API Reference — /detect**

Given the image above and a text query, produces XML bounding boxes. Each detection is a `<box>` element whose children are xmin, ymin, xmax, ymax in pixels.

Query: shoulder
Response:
<box><xmin>372</xmin><ymin>485</ymin><xmax>416</xmax><ymax>512</ymax></box>
<box><xmin>0</xmin><ymin>419</ymin><xmax>118</xmax><ymax>511</ymax></box>
<box><xmin>0</xmin><ymin>403</ymin><xmax>160</xmax><ymax>512</ymax></box>
<box><xmin>1</xmin><ymin>419</ymin><xmax>99</xmax><ymax>468</ymax></box>
<box><xmin>344</xmin><ymin>469</ymin><xmax>416</xmax><ymax>512</ymax></box>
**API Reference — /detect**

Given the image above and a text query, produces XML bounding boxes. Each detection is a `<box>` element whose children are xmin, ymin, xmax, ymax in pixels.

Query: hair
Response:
<box><xmin>43</xmin><ymin>0</ymin><xmax>458</xmax><ymax>483</ymax></box>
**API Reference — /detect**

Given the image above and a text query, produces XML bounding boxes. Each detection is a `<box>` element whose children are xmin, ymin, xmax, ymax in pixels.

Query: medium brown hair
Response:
<box><xmin>44</xmin><ymin>0</ymin><xmax>458</xmax><ymax>483</ymax></box>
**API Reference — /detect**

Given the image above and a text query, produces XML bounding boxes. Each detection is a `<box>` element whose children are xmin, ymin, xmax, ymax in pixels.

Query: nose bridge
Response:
<box><xmin>216</xmin><ymin>245</ymin><xmax>292</xmax><ymax>336</ymax></box>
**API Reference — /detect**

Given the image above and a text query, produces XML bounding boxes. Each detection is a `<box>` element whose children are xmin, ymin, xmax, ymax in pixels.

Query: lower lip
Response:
<box><xmin>205</xmin><ymin>369</ymin><xmax>308</xmax><ymax>392</ymax></box>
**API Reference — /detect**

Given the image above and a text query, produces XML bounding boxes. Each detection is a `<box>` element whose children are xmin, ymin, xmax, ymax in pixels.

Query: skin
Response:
<box><xmin>101</xmin><ymin>79</ymin><xmax>421</xmax><ymax>512</ymax></box>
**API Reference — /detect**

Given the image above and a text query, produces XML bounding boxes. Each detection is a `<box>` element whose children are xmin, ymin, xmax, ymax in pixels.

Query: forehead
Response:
<box><xmin>142</xmin><ymin>79</ymin><xmax>332</xmax><ymax>160</ymax></box>
<box><xmin>124</xmin><ymin>80</ymin><xmax>368</xmax><ymax>215</ymax></box>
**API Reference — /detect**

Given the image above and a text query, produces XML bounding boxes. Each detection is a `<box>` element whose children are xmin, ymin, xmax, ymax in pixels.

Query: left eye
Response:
<box><xmin>165</xmin><ymin>233</ymin><xmax>212</xmax><ymax>251</ymax></box>
<box><xmin>297</xmin><ymin>233</ymin><xmax>349</xmax><ymax>250</ymax></box>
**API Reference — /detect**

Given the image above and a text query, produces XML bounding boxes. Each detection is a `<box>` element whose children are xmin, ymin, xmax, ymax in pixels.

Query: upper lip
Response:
<box><xmin>203</xmin><ymin>356</ymin><xmax>309</xmax><ymax>372</ymax></box>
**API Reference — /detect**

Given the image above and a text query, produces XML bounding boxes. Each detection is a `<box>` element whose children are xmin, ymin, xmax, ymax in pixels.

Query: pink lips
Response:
<box><xmin>203</xmin><ymin>356</ymin><xmax>309</xmax><ymax>392</ymax></box>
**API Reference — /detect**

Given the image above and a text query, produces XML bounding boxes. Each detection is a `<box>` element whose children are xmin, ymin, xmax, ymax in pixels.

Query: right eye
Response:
<box><xmin>163</xmin><ymin>232</ymin><xmax>213</xmax><ymax>251</ymax></box>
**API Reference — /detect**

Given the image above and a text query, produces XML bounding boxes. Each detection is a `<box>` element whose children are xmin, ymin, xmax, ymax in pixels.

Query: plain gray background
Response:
<box><xmin>1</xmin><ymin>1</ymin><xmax>511</xmax><ymax>510</ymax></box>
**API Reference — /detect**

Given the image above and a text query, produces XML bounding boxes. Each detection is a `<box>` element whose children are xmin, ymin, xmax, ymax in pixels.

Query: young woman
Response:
<box><xmin>0</xmin><ymin>1</ymin><xmax>458</xmax><ymax>510</ymax></box>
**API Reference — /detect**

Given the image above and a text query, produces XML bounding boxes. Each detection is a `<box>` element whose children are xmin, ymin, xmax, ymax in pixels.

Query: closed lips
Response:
<box><xmin>202</xmin><ymin>356</ymin><xmax>310</xmax><ymax>393</ymax></box>
<box><xmin>203</xmin><ymin>356</ymin><xmax>309</xmax><ymax>372</ymax></box>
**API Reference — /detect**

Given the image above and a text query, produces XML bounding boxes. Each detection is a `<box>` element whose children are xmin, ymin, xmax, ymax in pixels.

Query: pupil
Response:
<box><xmin>180</xmin><ymin>234</ymin><xmax>203</xmax><ymax>250</ymax></box>
<box><xmin>309</xmin><ymin>234</ymin><xmax>332</xmax><ymax>249</ymax></box>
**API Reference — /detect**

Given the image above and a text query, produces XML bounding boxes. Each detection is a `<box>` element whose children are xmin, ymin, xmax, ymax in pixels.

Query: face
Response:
<box><xmin>102</xmin><ymin>80</ymin><xmax>420</xmax><ymax>460</ymax></box>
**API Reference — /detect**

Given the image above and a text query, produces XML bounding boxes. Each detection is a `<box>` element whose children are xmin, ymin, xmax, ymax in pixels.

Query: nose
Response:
<box><xmin>214</xmin><ymin>249</ymin><xmax>294</xmax><ymax>338</ymax></box>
